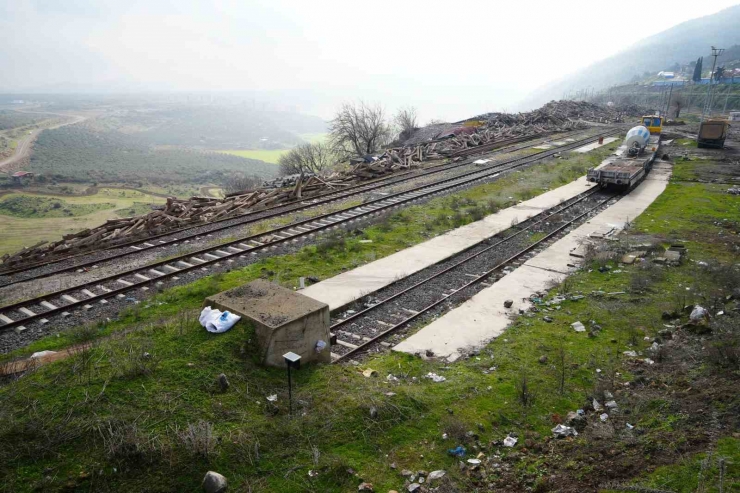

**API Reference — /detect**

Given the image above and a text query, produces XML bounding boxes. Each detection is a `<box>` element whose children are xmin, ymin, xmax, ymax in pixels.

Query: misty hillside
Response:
<box><xmin>521</xmin><ymin>4</ymin><xmax>740</xmax><ymax>109</ymax></box>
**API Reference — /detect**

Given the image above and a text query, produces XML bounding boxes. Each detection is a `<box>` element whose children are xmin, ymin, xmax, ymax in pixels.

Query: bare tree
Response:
<box><xmin>223</xmin><ymin>174</ymin><xmax>261</xmax><ymax>195</ymax></box>
<box><xmin>278</xmin><ymin>142</ymin><xmax>336</xmax><ymax>176</ymax></box>
<box><xmin>671</xmin><ymin>93</ymin><xmax>686</xmax><ymax>118</ymax></box>
<box><xmin>394</xmin><ymin>106</ymin><xmax>419</xmax><ymax>140</ymax></box>
<box><xmin>329</xmin><ymin>101</ymin><xmax>393</xmax><ymax>158</ymax></box>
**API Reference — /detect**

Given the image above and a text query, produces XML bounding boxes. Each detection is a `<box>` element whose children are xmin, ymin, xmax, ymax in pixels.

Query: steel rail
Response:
<box><xmin>0</xmin><ymin>129</ymin><xmax>589</xmax><ymax>280</ymax></box>
<box><xmin>0</xmin><ymin>130</ymin><xmax>619</xmax><ymax>334</ymax></box>
<box><xmin>332</xmin><ymin>191</ymin><xmax>617</xmax><ymax>362</ymax></box>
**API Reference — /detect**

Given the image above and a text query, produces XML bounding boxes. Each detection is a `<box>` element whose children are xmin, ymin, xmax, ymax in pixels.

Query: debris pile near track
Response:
<box><xmin>1</xmin><ymin>100</ymin><xmax>624</xmax><ymax>269</ymax></box>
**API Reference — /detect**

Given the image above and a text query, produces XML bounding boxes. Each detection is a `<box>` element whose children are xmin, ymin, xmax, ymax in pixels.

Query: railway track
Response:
<box><xmin>0</xmin><ymin>129</ymin><xmax>620</xmax><ymax>341</ymax></box>
<box><xmin>329</xmin><ymin>187</ymin><xmax>618</xmax><ymax>363</ymax></box>
<box><xmin>0</xmin><ymin>127</ymin><xmax>608</xmax><ymax>283</ymax></box>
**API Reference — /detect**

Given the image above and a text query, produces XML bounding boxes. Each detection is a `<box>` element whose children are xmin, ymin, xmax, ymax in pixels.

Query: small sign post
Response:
<box><xmin>283</xmin><ymin>352</ymin><xmax>301</xmax><ymax>415</ymax></box>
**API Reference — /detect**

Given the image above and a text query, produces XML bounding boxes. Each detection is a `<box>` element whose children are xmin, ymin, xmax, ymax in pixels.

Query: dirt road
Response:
<box><xmin>0</xmin><ymin>111</ymin><xmax>87</xmax><ymax>172</ymax></box>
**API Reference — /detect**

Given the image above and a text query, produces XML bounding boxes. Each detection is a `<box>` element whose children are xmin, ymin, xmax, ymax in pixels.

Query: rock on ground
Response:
<box><xmin>202</xmin><ymin>471</ymin><xmax>227</xmax><ymax>493</ymax></box>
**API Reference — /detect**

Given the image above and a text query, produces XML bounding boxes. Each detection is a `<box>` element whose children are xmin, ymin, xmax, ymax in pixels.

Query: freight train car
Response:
<box><xmin>587</xmin><ymin>120</ymin><xmax>661</xmax><ymax>190</ymax></box>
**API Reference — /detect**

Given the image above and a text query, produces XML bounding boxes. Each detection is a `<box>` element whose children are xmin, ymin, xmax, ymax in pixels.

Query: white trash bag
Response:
<box><xmin>199</xmin><ymin>306</ymin><xmax>241</xmax><ymax>333</ymax></box>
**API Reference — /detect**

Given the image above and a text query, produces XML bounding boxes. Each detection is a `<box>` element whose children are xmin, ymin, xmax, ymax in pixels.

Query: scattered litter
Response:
<box><xmin>626</xmin><ymin>423</ymin><xmax>635</xmax><ymax>429</ymax></box>
<box><xmin>428</xmin><ymin>470</ymin><xmax>446</xmax><ymax>481</ymax></box>
<box><xmin>623</xmin><ymin>350</ymin><xmax>638</xmax><ymax>357</ymax></box>
<box><xmin>466</xmin><ymin>459</ymin><xmax>481</xmax><ymax>465</ymax></box>
<box><xmin>386</xmin><ymin>374</ymin><xmax>399</xmax><ymax>382</ymax></box>
<box><xmin>690</xmin><ymin>305</ymin><xmax>710</xmax><ymax>322</ymax></box>
<box><xmin>266</xmin><ymin>394</ymin><xmax>278</xmax><ymax>402</ymax></box>
<box><xmin>448</xmin><ymin>446</ymin><xmax>466</xmax><ymax>457</ymax></box>
<box><xmin>362</xmin><ymin>368</ymin><xmax>378</xmax><ymax>378</ymax></box>
<box><xmin>442</xmin><ymin>433</ymin><xmax>448</xmax><ymax>439</ymax></box>
<box><xmin>503</xmin><ymin>436</ymin><xmax>518</xmax><ymax>447</ymax></box>
<box><xmin>358</xmin><ymin>240</ymin><xmax>373</xmax><ymax>244</ymax></box>
<box><xmin>593</xmin><ymin>399</ymin><xmax>603</xmax><ymax>411</ymax></box>
<box><xmin>571</xmin><ymin>321</ymin><xmax>586</xmax><ymax>332</ymax></box>
<box><xmin>643</xmin><ymin>358</ymin><xmax>655</xmax><ymax>365</ymax></box>
<box><xmin>551</xmin><ymin>424</ymin><xmax>578</xmax><ymax>438</ymax></box>
<box><xmin>315</xmin><ymin>340</ymin><xmax>327</xmax><ymax>353</ymax></box>
<box><xmin>199</xmin><ymin>306</ymin><xmax>241</xmax><ymax>333</ymax></box>
<box><xmin>308</xmin><ymin>470</ymin><xmax>318</xmax><ymax>477</ymax></box>
<box><xmin>30</xmin><ymin>350</ymin><xmax>57</xmax><ymax>359</ymax></box>
<box><xmin>425</xmin><ymin>372</ymin><xmax>446</xmax><ymax>383</ymax></box>
<box><xmin>605</xmin><ymin>400</ymin><xmax>618</xmax><ymax>409</ymax></box>
<box><xmin>604</xmin><ymin>391</ymin><xmax>613</xmax><ymax>399</ymax></box>
<box><xmin>384</xmin><ymin>392</ymin><xmax>397</xmax><ymax>397</ymax></box>
<box><xmin>600</xmin><ymin>413</ymin><xmax>609</xmax><ymax>422</ymax></box>
<box><xmin>473</xmin><ymin>159</ymin><xmax>490</xmax><ymax>165</ymax></box>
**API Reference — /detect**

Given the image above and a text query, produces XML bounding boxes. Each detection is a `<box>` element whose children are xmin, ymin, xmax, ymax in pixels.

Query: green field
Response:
<box><xmin>216</xmin><ymin>149</ymin><xmax>288</xmax><ymax>164</ymax></box>
<box><xmin>0</xmin><ymin>195</ymin><xmax>115</xmax><ymax>219</ymax></box>
<box><xmin>218</xmin><ymin>133</ymin><xmax>329</xmax><ymax>164</ymax></box>
<box><xmin>0</xmin><ymin>189</ymin><xmax>165</xmax><ymax>257</ymax></box>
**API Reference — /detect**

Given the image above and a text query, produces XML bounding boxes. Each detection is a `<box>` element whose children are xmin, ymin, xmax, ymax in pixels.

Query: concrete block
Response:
<box><xmin>203</xmin><ymin>279</ymin><xmax>330</xmax><ymax>368</ymax></box>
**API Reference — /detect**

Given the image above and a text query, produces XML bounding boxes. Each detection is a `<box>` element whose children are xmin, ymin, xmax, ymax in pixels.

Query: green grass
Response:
<box><xmin>217</xmin><ymin>149</ymin><xmax>288</xmax><ymax>164</ymax></box>
<box><xmin>3</xmin><ymin>144</ymin><xmax>738</xmax><ymax>492</ymax></box>
<box><xmin>0</xmin><ymin>190</ymin><xmax>165</xmax><ymax>257</ymax></box>
<box><xmin>0</xmin><ymin>195</ymin><xmax>115</xmax><ymax>218</ymax></box>
<box><xmin>298</xmin><ymin>132</ymin><xmax>328</xmax><ymax>144</ymax></box>
<box><xmin>632</xmin><ymin>181</ymin><xmax>740</xmax><ymax>261</ymax></box>
<box><xmin>114</xmin><ymin>201</ymin><xmax>158</xmax><ymax>218</ymax></box>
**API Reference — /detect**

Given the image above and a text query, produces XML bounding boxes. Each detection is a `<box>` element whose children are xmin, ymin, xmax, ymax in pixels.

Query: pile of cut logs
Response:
<box><xmin>1</xmin><ymin>100</ymin><xmax>630</xmax><ymax>268</ymax></box>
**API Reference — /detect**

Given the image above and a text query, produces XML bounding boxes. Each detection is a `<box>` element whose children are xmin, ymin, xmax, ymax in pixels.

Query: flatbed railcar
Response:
<box><xmin>587</xmin><ymin>115</ymin><xmax>662</xmax><ymax>190</ymax></box>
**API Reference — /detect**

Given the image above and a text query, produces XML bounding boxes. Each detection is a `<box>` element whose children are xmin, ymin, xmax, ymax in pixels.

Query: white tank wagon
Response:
<box><xmin>587</xmin><ymin>126</ymin><xmax>661</xmax><ymax>190</ymax></box>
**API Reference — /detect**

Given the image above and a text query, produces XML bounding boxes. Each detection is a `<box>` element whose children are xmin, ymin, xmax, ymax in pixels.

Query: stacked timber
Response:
<box><xmin>1</xmin><ymin>100</ymin><xmax>641</xmax><ymax>268</ymax></box>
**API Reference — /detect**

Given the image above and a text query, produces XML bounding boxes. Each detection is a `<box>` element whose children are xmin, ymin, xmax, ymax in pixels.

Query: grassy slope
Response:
<box><xmin>217</xmin><ymin>132</ymin><xmax>328</xmax><ymax>163</ymax></box>
<box><xmin>0</xmin><ymin>189</ymin><xmax>165</xmax><ymax>257</ymax></box>
<box><xmin>216</xmin><ymin>149</ymin><xmax>287</xmax><ymax>164</ymax></box>
<box><xmin>2</xmin><ymin>146</ymin><xmax>738</xmax><ymax>492</ymax></box>
<box><xmin>0</xmin><ymin>195</ymin><xmax>115</xmax><ymax>218</ymax></box>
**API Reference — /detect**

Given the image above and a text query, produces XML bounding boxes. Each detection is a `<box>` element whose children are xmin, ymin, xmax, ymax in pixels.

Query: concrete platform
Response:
<box><xmin>393</xmin><ymin>161</ymin><xmax>672</xmax><ymax>362</ymax></box>
<box><xmin>301</xmin><ymin>145</ymin><xmax>638</xmax><ymax>312</ymax></box>
<box><xmin>301</xmin><ymin>176</ymin><xmax>598</xmax><ymax>311</ymax></box>
<box><xmin>573</xmin><ymin>137</ymin><xmax>618</xmax><ymax>153</ymax></box>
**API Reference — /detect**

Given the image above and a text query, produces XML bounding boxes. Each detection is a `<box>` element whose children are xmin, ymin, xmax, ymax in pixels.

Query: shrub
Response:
<box><xmin>176</xmin><ymin>420</ymin><xmax>217</xmax><ymax>459</ymax></box>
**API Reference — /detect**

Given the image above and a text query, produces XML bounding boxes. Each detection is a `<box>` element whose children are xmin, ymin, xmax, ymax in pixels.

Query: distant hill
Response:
<box><xmin>520</xmin><ymin>5</ymin><xmax>740</xmax><ymax>109</ymax></box>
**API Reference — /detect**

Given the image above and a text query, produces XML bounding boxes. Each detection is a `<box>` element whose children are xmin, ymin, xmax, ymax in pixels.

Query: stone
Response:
<box><xmin>503</xmin><ymin>299</ymin><xmax>514</xmax><ymax>308</ymax></box>
<box><xmin>358</xmin><ymin>483</ymin><xmax>374</xmax><ymax>492</ymax></box>
<box><xmin>658</xmin><ymin>329</ymin><xmax>673</xmax><ymax>340</ymax></box>
<box><xmin>543</xmin><ymin>316</ymin><xmax>553</xmax><ymax>323</ymax></box>
<box><xmin>565</xmin><ymin>411</ymin><xmax>586</xmax><ymax>431</ymax></box>
<box><xmin>538</xmin><ymin>355</ymin><xmax>548</xmax><ymax>364</ymax></box>
<box><xmin>428</xmin><ymin>470</ymin><xmax>446</xmax><ymax>481</ymax></box>
<box><xmin>203</xmin><ymin>279</ymin><xmax>330</xmax><ymax>367</ymax></box>
<box><xmin>217</xmin><ymin>373</ymin><xmax>230</xmax><ymax>393</ymax></box>
<box><xmin>202</xmin><ymin>471</ymin><xmax>227</xmax><ymax>493</ymax></box>
<box><xmin>400</xmin><ymin>470</ymin><xmax>414</xmax><ymax>477</ymax></box>
<box><xmin>605</xmin><ymin>400</ymin><xmax>618</xmax><ymax>409</ymax></box>
<box><xmin>571</xmin><ymin>321</ymin><xmax>586</xmax><ymax>332</ymax></box>
<box><xmin>407</xmin><ymin>484</ymin><xmax>421</xmax><ymax>492</ymax></box>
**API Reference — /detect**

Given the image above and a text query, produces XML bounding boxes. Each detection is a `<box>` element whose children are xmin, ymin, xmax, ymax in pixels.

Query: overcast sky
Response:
<box><xmin>1</xmin><ymin>0</ymin><xmax>739</xmax><ymax>121</ymax></box>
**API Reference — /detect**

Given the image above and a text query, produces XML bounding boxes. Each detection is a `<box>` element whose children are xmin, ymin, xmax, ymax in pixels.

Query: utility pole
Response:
<box><xmin>664</xmin><ymin>83</ymin><xmax>674</xmax><ymax>117</ymax></box>
<box><xmin>701</xmin><ymin>46</ymin><xmax>724</xmax><ymax>122</ymax></box>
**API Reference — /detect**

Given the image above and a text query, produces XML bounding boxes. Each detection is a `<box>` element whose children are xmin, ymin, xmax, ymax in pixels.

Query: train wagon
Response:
<box><xmin>587</xmin><ymin>125</ymin><xmax>660</xmax><ymax>190</ymax></box>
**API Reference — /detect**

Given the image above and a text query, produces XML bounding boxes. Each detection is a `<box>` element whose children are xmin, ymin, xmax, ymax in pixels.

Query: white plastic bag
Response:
<box><xmin>199</xmin><ymin>306</ymin><xmax>241</xmax><ymax>333</ymax></box>
<box><xmin>690</xmin><ymin>305</ymin><xmax>708</xmax><ymax>322</ymax></box>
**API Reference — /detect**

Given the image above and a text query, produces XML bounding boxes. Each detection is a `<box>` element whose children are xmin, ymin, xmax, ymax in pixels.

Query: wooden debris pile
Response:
<box><xmin>1</xmin><ymin>100</ymin><xmax>636</xmax><ymax>268</ymax></box>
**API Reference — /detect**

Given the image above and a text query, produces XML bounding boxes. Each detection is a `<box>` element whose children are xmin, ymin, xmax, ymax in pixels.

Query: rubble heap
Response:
<box><xmin>2</xmin><ymin>101</ymin><xmax>632</xmax><ymax>268</ymax></box>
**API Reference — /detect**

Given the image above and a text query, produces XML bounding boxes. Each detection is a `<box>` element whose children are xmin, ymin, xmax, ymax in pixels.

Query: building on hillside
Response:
<box><xmin>657</xmin><ymin>71</ymin><xmax>675</xmax><ymax>79</ymax></box>
<box><xmin>11</xmin><ymin>171</ymin><xmax>34</xmax><ymax>185</ymax></box>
